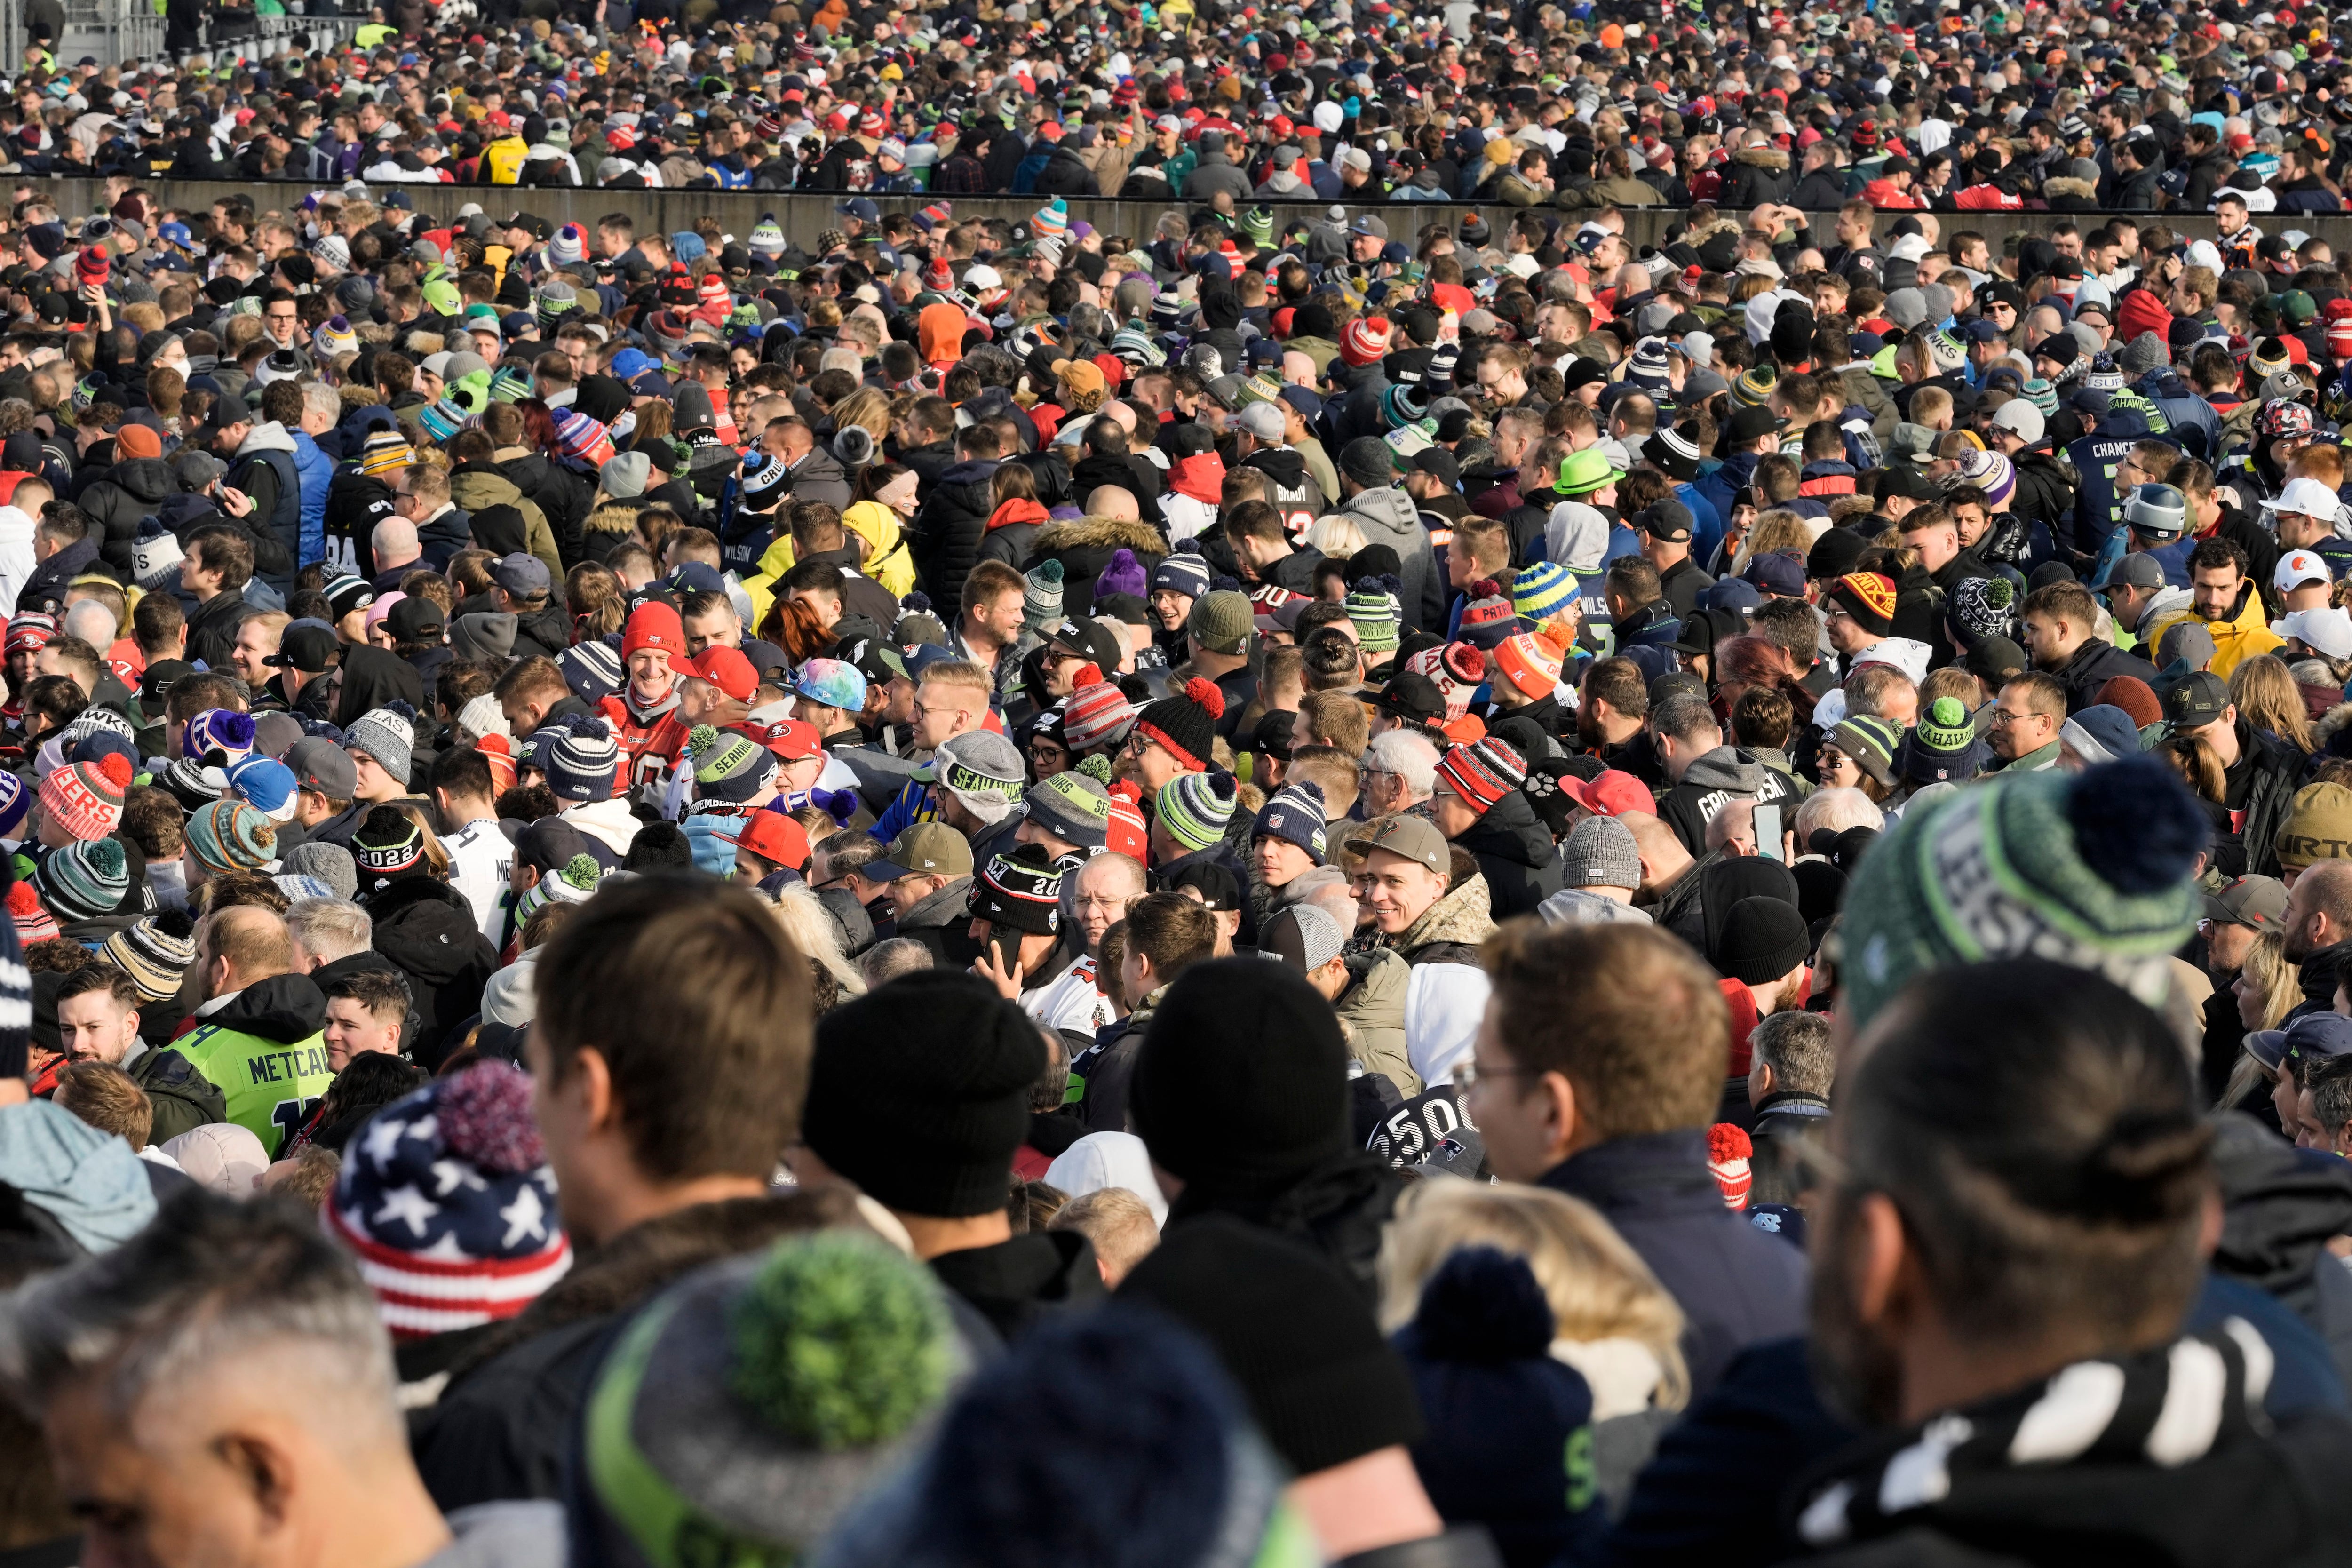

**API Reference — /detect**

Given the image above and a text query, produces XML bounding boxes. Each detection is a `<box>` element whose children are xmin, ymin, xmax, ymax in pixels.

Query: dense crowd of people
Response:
<box><xmin>0</xmin><ymin>0</ymin><xmax>2350</xmax><ymax>1564</ymax></box>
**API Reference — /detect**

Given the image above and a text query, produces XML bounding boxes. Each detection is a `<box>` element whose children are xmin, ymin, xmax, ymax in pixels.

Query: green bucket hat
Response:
<box><xmin>1557</xmin><ymin>447</ymin><xmax>1624</xmax><ymax>497</ymax></box>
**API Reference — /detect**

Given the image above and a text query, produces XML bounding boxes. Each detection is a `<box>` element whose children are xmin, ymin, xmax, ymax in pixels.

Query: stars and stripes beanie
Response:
<box><xmin>326</xmin><ymin>1061</ymin><xmax>572</xmax><ymax>1340</ymax></box>
<box><xmin>1437</xmin><ymin>736</ymin><xmax>1526</xmax><ymax>813</ymax></box>
<box><xmin>37</xmin><ymin>753</ymin><xmax>131</xmax><ymax>841</ymax></box>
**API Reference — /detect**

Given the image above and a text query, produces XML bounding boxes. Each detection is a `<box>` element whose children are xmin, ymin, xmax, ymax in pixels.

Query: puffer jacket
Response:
<box><xmin>1452</xmin><ymin>789</ymin><xmax>1565</xmax><ymax>918</ymax></box>
<box><xmin>449</xmin><ymin>467</ymin><xmax>563</xmax><ymax>583</ymax></box>
<box><xmin>1335</xmin><ymin>949</ymin><xmax>1420</xmax><ymax>1098</ymax></box>
<box><xmin>1340</xmin><ymin>483</ymin><xmax>1444</xmax><ymax>634</ymax></box>
<box><xmin>910</xmin><ymin>457</ymin><xmax>999</xmax><ymax>616</ymax></box>
<box><xmin>78</xmin><ymin>457</ymin><xmax>178</xmax><ymax>575</ymax></box>
<box><xmin>1023</xmin><ymin>514</ymin><xmax>1168</xmax><ymax>618</ymax></box>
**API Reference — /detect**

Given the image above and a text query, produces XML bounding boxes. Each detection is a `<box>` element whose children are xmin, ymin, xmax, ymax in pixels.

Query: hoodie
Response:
<box><xmin>449</xmin><ymin>467</ymin><xmax>563</xmax><ymax>584</ymax></box>
<box><xmin>1657</xmin><ymin>746</ymin><xmax>1802</xmax><ymax>858</ymax></box>
<box><xmin>1537</xmin><ymin>888</ymin><xmax>1654</xmax><ymax>926</ymax></box>
<box><xmin>559</xmin><ymin>797</ymin><xmax>641</xmax><ymax>864</ymax></box>
<box><xmin>164</xmin><ymin>974</ymin><xmax>332</xmax><ymax>1156</ymax></box>
<box><xmin>361</xmin><ymin>876</ymin><xmax>499</xmax><ymax>1072</ymax></box>
<box><xmin>1341</xmin><ymin>484</ymin><xmax>1444</xmax><ymax>634</ymax></box>
<box><xmin>78</xmin><ymin>457</ymin><xmax>179</xmax><ymax>575</ymax></box>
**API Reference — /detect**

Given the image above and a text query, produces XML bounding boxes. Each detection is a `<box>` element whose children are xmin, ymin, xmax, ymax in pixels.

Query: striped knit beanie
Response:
<box><xmin>358</xmin><ymin>429</ymin><xmax>414</xmax><ymax>478</ymax></box>
<box><xmin>1512</xmin><ymin>562</ymin><xmax>1580</xmax><ymax>630</ymax></box>
<box><xmin>1033</xmin><ymin>198</ymin><xmax>1070</xmax><ymax>239</ymax></box>
<box><xmin>1156</xmin><ymin>771</ymin><xmax>1236</xmax><ymax>855</ymax></box>
<box><xmin>0</xmin><ymin>772</ymin><xmax>27</xmax><ymax>841</ymax></box>
<box><xmin>35</xmin><ymin>836</ymin><xmax>127</xmax><ymax>923</ymax></box>
<box><xmin>326</xmin><ymin>1062</ymin><xmax>572</xmax><ymax>1340</ymax></box>
<box><xmin>971</xmin><ymin>842</ymin><xmax>1067</xmax><ymax>935</ymax></box>
<box><xmin>351</xmin><ymin>805</ymin><xmax>428</xmax><ymax>896</ymax></box>
<box><xmin>185</xmin><ymin>799</ymin><xmax>279</xmax><ymax>876</ymax></box>
<box><xmin>100</xmin><ymin>908</ymin><xmax>197</xmax><ymax>1003</ymax></box>
<box><xmin>1025</xmin><ymin>769</ymin><xmax>1113</xmax><ymax>851</ymax></box>
<box><xmin>1062</xmin><ymin>668</ymin><xmax>1138</xmax><ymax>753</ymax></box>
<box><xmin>685</xmin><ymin>724</ymin><xmax>778</xmax><ymax>811</ymax></box>
<box><xmin>37</xmin><ymin>753</ymin><xmax>131</xmax><ymax>841</ymax></box>
<box><xmin>1437</xmin><ymin>736</ymin><xmax>1527</xmax><ymax>813</ymax></box>
<box><xmin>1731</xmin><ymin>365</ymin><xmax>1778</xmax><ymax>408</ymax></box>
<box><xmin>1346</xmin><ymin>575</ymin><xmax>1401</xmax><ymax>653</ymax></box>
<box><xmin>7</xmin><ymin>882</ymin><xmax>56</xmax><ymax>946</ymax></box>
<box><xmin>1841</xmin><ymin>755</ymin><xmax>2203</xmax><ymax>1029</ymax></box>
<box><xmin>1025</xmin><ymin>560</ymin><xmax>1065</xmax><ymax>630</ymax></box>
<box><xmin>558</xmin><ymin>641</ymin><xmax>625</xmax><ymax>706</ymax></box>
<box><xmin>1455</xmin><ymin>580</ymin><xmax>1520</xmax><ymax>650</ymax></box>
<box><xmin>1135</xmin><ymin>678</ymin><xmax>1224</xmax><ymax>773</ymax></box>
<box><xmin>1340</xmin><ymin>315</ymin><xmax>1393</xmax><ymax>367</ymax></box>
<box><xmin>1251</xmin><ymin>780</ymin><xmax>1328</xmax><ymax>865</ymax></box>
<box><xmin>552</xmin><ymin>408</ymin><xmax>618</xmax><ymax>469</ymax></box>
<box><xmin>516</xmin><ymin>852</ymin><xmax>602</xmax><ymax>923</ymax></box>
<box><xmin>1493</xmin><ymin>631</ymin><xmax>1566</xmax><ymax>701</ymax></box>
<box><xmin>542</xmin><ymin>714</ymin><xmax>621</xmax><ymax>804</ymax></box>
<box><xmin>1151</xmin><ymin>552</ymin><xmax>1212</xmax><ymax>601</ymax></box>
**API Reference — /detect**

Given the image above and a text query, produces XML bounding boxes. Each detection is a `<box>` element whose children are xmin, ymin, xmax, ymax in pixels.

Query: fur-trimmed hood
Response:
<box><xmin>2044</xmin><ymin>175</ymin><xmax>2099</xmax><ymax>198</ymax></box>
<box><xmin>2315</xmin><ymin>701</ymin><xmax>2352</xmax><ymax>753</ymax></box>
<box><xmin>1032</xmin><ymin>514</ymin><xmax>1168</xmax><ymax>557</ymax></box>
<box><xmin>1732</xmin><ymin>144</ymin><xmax>1790</xmax><ymax>173</ymax></box>
<box><xmin>1386</xmin><ymin>871</ymin><xmax>1501</xmax><ymax>957</ymax></box>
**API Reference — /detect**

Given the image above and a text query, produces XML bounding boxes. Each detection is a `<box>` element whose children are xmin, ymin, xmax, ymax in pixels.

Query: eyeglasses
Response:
<box><xmin>1454</xmin><ymin>1056</ymin><xmax>1536</xmax><ymax>1095</ymax></box>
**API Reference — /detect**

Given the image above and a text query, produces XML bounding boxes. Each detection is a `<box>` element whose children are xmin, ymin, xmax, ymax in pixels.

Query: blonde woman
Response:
<box><xmin>2222</xmin><ymin>931</ymin><xmax>2300</xmax><ymax>1112</ymax></box>
<box><xmin>1380</xmin><ymin>1179</ymin><xmax>1687</xmax><ymax>1514</ymax></box>
<box><xmin>2228</xmin><ymin>654</ymin><xmax>2316</xmax><ymax>756</ymax></box>
<box><xmin>768</xmin><ymin>882</ymin><xmax>866</xmax><ymax>1008</ymax></box>
<box><xmin>1304</xmin><ymin>514</ymin><xmax>1368</xmax><ymax>561</ymax></box>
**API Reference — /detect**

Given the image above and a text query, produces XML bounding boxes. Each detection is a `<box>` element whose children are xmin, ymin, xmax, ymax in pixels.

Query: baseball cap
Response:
<box><xmin>1259</xmin><ymin>903</ymin><xmax>1346</xmax><ymax>973</ymax></box>
<box><xmin>2165</xmin><ymin>669</ymin><xmax>2231</xmax><ymax>729</ymax></box>
<box><xmin>285</xmin><ymin>736</ymin><xmax>358</xmax><ymax>799</ymax></box>
<box><xmin>2205</xmin><ymin>874</ymin><xmax>2288</xmax><ymax>932</ymax></box>
<box><xmin>868</xmin><ymin>821</ymin><xmax>973</xmax><ymax>882</ymax></box>
<box><xmin>1345</xmin><ymin>813</ymin><xmax>1447</xmax><ymax>876</ymax></box>
<box><xmin>1561</xmin><ymin>769</ymin><xmax>1654</xmax><ymax>817</ymax></box>
<box><xmin>492</xmin><ymin>552</ymin><xmax>553</xmax><ymax>598</ymax></box>
<box><xmin>263</xmin><ymin>622</ymin><xmax>342</xmax><ymax>673</ymax></box>
<box><xmin>2105</xmin><ymin>553</ymin><xmax>2169</xmax><ymax>592</ymax></box>
<box><xmin>1740</xmin><ymin>551</ymin><xmax>1806</xmax><ymax>597</ymax></box>
<box><xmin>715</xmin><ymin>811</ymin><xmax>811</xmax><ymax>872</ymax></box>
<box><xmin>2246</xmin><ymin>1010</ymin><xmax>2352</xmax><ymax>1073</ymax></box>
<box><xmin>2277</xmin><ymin>548</ymin><xmax>2334</xmax><ymax>592</ymax></box>
<box><xmin>739</xmin><ymin>716</ymin><xmax>822</xmax><ymax>762</ymax></box>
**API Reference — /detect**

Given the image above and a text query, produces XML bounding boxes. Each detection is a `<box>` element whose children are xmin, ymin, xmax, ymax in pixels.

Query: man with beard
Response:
<box><xmin>1788</xmin><ymin>959</ymin><xmax>2352</xmax><ymax>1563</ymax></box>
<box><xmin>1460</xmin><ymin>921</ymin><xmax>1805</xmax><ymax>1398</ymax></box>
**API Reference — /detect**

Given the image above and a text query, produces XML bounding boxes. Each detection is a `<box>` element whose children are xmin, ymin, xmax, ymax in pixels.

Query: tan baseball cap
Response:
<box><xmin>1347</xmin><ymin>814</ymin><xmax>1448</xmax><ymax>877</ymax></box>
<box><xmin>873</xmin><ymin>822</ymin><xmax>973</xmax><ymax>881</ymax></box>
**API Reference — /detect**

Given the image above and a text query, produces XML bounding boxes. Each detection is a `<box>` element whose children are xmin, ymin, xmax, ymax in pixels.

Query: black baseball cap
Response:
<box><xmin>264</xmin><ymin>623</ymin><xmax>344</xmax><ymax>674</ymax></box>
<box><xmin>2167</xmin><ymin>670</ymin><xmax>2231</xmax><ymax>729</ymax></box>
<box><xmin>1412</xmin><ymin>448</ymin><xmax>1461</xmax><ymax>487</ymax></box>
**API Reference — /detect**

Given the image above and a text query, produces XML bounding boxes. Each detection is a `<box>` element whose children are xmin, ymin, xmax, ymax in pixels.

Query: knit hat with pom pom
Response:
<box><xmin>35</xmin><ymin>835</ymin><xmax>127</xmax><ymax>923</ymax></box>
<box><xmin>1156</xmin><ymin>770</ymin><xmax>1237</xmax><ymax>855</ymax></box>
<box><xmin>1839</xmin><ymin>754</ymin><xmax>2204</xmax><ymax>1028</ymax></box>
<box><xmin>1134</xmin><ymin>677</ymin><xmax>1225</xmax><ymax>774</ymax></box>
<box><xmin>542</xmin><ymin>713</ymin><xmax>621</xmax><ymax>804</ymax></box>
<box><xmin>1094</xmin><ymin>547</ymin><xmax>1150</xmax><ymax>603</ymax></box>
<box><xmin>37</xmin><ymin>751</ymin><xmax>132</xmax><ymax>841</ymax></box>
<box><xmin>7</xmin><ymin>881</ymin><xmax>57</xmax><ymax>946</ymax></box>
<box><xmin>574</xmin><ymin>1228</ymin><xmax>969</xmax><ymax>1568</ymax></box>
<box><xmin>1061</xmin><ymin>666</ymin><xmax>1139</xmax><ymax>753</ymax></box>
<box><xmin>326</xmin><ymin>1061</ymin><xmax>572</xmax><ymax>1340</ymax></box>
<box><xmin>1707</xmin><ymin>1123</ymin><xmax>1753</xmax><ymax>1209</ymax></box>
<box><xmin>684</xmin><ymin>723</ymin><xmax>778</xmax><ymax>812</ymax></box>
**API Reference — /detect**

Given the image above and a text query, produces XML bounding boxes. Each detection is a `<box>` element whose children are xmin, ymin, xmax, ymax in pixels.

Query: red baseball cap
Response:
<box><xmin>1563</xmin><ymin>769</ymin><xmax>1654</xmax><ymax>818</ymax></box>
<box><xmin>683</xmin><ymin>646</ymin><xmax>757</xmax><ymax>702</ymax></box>
<box><xmin>739</xmin><ymin>717</ymin><xmax>822</xmax><ymax>762</ymax></box>
<box><xmin>716</xmin><ymin>811</ymin><xmax>810</xmax><ymax>872</ymax></box>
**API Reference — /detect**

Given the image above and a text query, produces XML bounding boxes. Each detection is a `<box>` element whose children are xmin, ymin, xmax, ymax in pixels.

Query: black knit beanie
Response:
<box><xmin>1709</xmin><ymin>896</ymin><xmax>1811</xmax><ymax>986</ymax></box>
<box><xmin>1119</xmin><ymin>1215</ymin><xmax>1423</xmax><ymax>1475</ymax></box>
<box><xmin>1130</xmin><ymin>958</ymin><xmax>1352</xmax><ymax>1198</ymax></box>
<box><xmin>803</xmin><ymin>971</ymin><xmax>1044</xmax><ymax>1218</ymax></box>
<box><xmin>1134</xmin><ymin>677</ymin><xmax>1225</xmax><ymax>773</ymax></box>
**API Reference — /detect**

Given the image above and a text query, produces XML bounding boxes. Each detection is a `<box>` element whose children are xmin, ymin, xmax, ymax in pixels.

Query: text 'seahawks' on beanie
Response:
<box><xmin>803</xmin><ymin>971</ymin><xmax>1044</xmax><ymax>1218</ymax></box>
<box><xmin>1134</xmin><ymin>677</ymin><xmax>1224</xmax><ymax>773</ymax></box>
<box><xmin>325</xmin><ymin>1061</ymin><xmax>572</xmax><ymax>1339</ymax></box>
<box><xmin>1840</xmin><ymin>755</ymin><xmax>2204</xmax><ymax>1030</ymax></box>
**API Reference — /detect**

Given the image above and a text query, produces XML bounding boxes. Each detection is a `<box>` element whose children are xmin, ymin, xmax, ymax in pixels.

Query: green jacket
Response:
<box><xmin>1336</xmin><ymin>949</ymin><xmax>1420</xmax><ymax>1099</ymax></box>
<box><xmin>164</xmin><ymin>976</ymin><xmax>333</xmax><ymax>1157</ymax></box>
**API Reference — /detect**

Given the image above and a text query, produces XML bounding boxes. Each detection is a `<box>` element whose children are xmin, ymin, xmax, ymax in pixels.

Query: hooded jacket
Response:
<box><xmin>125</xmin><ymin>1040</ymin><xmax>226</xmax><ymax>1145</ymax></box>
<box><xmin>557</xmin><ymin>797</ymin><xmax>642</xmax><ymax>865</ymax></box>
<box><xmin>449</xmin><ymin>468</ymin><xmax>563</xmax><ymax>584</ymax></box>
<box><xmin>182</xmin><ymin>581</ymin><xmax>250</xmax><ymax>671</ymax></box>
<box><xmin>1452</xmin><ymin>790</ymin><xmax>1565</xmax><ymax>917</ymax></box>
<box><xmin>928</xmin><ymin>1228</ymin><xmax>1105</xmax><ymax>1340</ymax></box>
<box><xmin>1657</xmin><ymin>747</ymin><xmax>1803</xmax><ymax>858</ymax></box>
<box><xmin>1023</xmin><ymin>514</ymin><xmax>1167</xmax><ymax>619</ymax></box>
<box><xmin>1341</xmin><ymin>483</ymin><xmax>1445</xmax><ymax>634</ymax></box>
<box><xmin>2148</xmin><ymin>586</ymin><xmax>2288</xmax><ymax>681</ymax></box>
<box><xmin>1373</xmin><ymin>873</ymin><xmax>1501</xmax><ymax>1089</ymax></box>
<box><xmin>362</xmin><ymin>876</ymin><xmax>498</xmax><ymax>1072</ymax></box>
<box><xmin>1719</xmin><ymin>143</ymin><xmax>1794</xmax><ymax>209</ymax></box>
<box><xmin>0</xmin><ymin>504</ymin><xmax>32</xmax><ymax>614</ymax></box>
<box><xmin>496</xmin><ymin>448</ymin><xmax>589</xmax><ymax>570</ymax></box>
<box><xmin>78</xmin><ymin>457</ymin><xmax>178</xmax><ymax>575</ymax></box>
<box><xmin>164</xmin><ymin>974</ymin><xmax>332</xmax><ymax>1157</ymax></box>
<box><xmin>910</xmin><ymin>457</ymin><xmax>999</xmax><ymax>619</ymax></box>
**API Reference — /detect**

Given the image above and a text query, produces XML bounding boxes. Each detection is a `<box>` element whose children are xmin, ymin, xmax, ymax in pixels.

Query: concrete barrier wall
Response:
<box><xmin>51</xmin><ymin>179</ymin><xmax>2338</xmax><ymax>258</ymax></box>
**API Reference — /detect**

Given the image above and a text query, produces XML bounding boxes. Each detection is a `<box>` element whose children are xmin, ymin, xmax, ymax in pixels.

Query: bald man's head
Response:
<box><xmin>1089</xmin><ymin>486</ymin><xmax>1141</xmax><ymax>522</ymax></box>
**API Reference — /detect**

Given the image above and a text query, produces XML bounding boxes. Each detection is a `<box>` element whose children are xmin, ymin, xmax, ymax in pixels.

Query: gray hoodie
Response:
<box><xmin>1537</xmin><ymin>888</ymin><xmax>1655</xmax><ymax>927</ymax></box>
<box><xmin>1340</xmin><ymin>483</ymin><xmax>1443</xmax><ymax>634</ymax></box>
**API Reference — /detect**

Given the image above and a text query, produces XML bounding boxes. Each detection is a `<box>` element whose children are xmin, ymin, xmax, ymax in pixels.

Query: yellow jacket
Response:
<box><xmin>742</xmin><ymin>499</ymin><xmax>917</xmax><ymax>624</ymax></box>
<box><xmin>2146</xmin><ymin>584</ymin><xmax>2284</xmax><ymax>680</ymax></box>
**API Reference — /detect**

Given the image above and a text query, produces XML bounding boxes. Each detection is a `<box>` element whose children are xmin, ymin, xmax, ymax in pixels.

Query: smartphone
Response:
<box><xmin>988</xmin><ymin>923</ymin><xmax>1025</xmax><ymax>978</ymax></box>
<box><xmin>1755</xmin><ymin>802</ymin><xmax>1783</xmax><ymax>862</ymax></box>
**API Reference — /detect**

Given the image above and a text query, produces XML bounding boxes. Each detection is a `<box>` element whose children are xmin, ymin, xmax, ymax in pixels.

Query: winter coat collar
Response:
<box><xmin>1384</xmin><ymin>872</ymin><xmax>1499</xmax><ymax>958</ymax></box>
<box><xmin>1031</xmin><ymin>514</ymin><xmax>1166</xmax><ymax>556</ymax></box>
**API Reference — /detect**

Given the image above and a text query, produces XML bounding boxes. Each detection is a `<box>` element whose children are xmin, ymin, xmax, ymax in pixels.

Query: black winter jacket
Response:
<box><xmin>360</xmin><ymin>876</ymin><xmax>498</xmax><ymax>1070</ymax></box>
<box><xmin>1452</xmin><ymin>790</ymin><xmax>1565</xmax><ymax>917</ymax></box>
<box><xmin>78</xmin><ymin>458</ymin><xmax>178</xmax><ymax>576</ymax></box>
<box><xmin>910</xmin><ymin>457</ymin><xmax>999</xmax><ymax>616</ymax></box>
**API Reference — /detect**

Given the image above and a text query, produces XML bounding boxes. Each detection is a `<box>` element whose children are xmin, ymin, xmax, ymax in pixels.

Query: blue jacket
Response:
<box><xmin>1694</xmin><ymin>450</ymin><xmax>1762</xmax><ymax>536</ymax></box>
<box><xmin>290</xmin><ymin>430</ymin><xmax>334</xmax><ymax>569</ymax></box>
<box><xmin>1538</xmin><ymin>1128</ymin><xmax>1808</xmax><ymax>1398</ymax></box>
